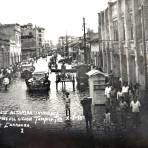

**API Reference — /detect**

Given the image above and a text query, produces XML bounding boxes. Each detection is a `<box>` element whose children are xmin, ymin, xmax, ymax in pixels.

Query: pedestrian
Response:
<box><xmin>105</xmin><ymin>83</ymin><xmax>112</xmax><ymax>106</ymax></box>
<box><xmin>81</xmin><ymin>97</ymin><xmax>92</xmax><ymax>130</ymax></box>
<box><xmin>61</xmin><ymin>62</ymin><xmax>66</xmax><ymax>78</ymax></box>
<box><xmin>0</xmin><ymin>71</ymin><xmax>3</xmax><ymax>90</ymax></box>
<box><xmin>129</xmin><ymin>82</ymin><xmax>135</xmax><ymax>96</ymax></box>
<box><xmin>3</xmin><ymin>68</ymin><xmax>7</xmax><ymax>76</ymax></box>
<box><xmin>110</xmin><ymin>86</ymin><xmax>117</xmax><ymax>108</ymax></box>
<box><xmin>134</xmin><ymin>83</ymin><xmax>140</xmax><ymax>96</ymax></box>
<box><xmin>130</xmin><ymin>95</ymin><xmax>141</xmax><ymax>128</ymax></box>
<box><xmin>108</xmin><ymin>70</ymin><xmax>114</xmax><ymax>86</ymax></box>
<box><xmin>122</xmin><ymin>82</ymin><xmax>129</xmax><ymax>104</ymax></box>
<box><xmin>48</xmin><ymin>62</ymin><xmax>51</xmax><ymax>70</ymax></box>
<box><xmin>6</xmin><ymin>68</ymin><xmax>11</xmax><ymax>84</ymax></box>
<box><xmin>119</xmin><ymin>96</ymin><xmax>128</xmax><ymax>128</ymax></box>
<box><xmin>3</xmin><ymin>76</ymin><xmax>10</xmax><ymax>91</ymax></box>
<box><xmin>65</xmin><ymin>91</ymin><xmax>71</xmax><ymax>118</ymax></box>
<box><xmin>104</xmin><ymin>108</ymin><xmax>111</xmax><ymax>133</ymax></box>
<box><xmin>116</xmin><ymin>88</ymin><xmax>123</xmax><ymax>105</ymax></box>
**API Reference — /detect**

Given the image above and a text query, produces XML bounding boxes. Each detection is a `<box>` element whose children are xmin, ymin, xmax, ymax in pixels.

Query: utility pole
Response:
<box><xmin>65</xmin><ymin>34</ymin><xmax>68</xmax><ymax>57</ymax></box>
<box><xmin>83</xmin><ymin>17</ymin><xmax>87</xmax><ymax>64</ymax></box>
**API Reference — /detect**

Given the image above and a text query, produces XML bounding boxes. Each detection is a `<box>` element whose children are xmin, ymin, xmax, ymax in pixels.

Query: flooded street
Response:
<box><xmin>0</xmin><ymin>57</ymin><xmax>89</xmax><ymax>130</ymax></box>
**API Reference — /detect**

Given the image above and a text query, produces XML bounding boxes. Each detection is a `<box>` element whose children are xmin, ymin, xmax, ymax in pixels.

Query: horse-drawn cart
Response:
<box><xmin>56</xmin><ymin>73</ymin><xmax>75</xmax><ymax>91</ymax></box>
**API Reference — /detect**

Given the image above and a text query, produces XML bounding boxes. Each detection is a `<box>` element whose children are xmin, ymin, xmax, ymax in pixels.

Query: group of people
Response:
<box><xmin>79</xmin><ymin>80</ymin><xmax>141</xmax><ymax>132</ymax></box>
<box><xmin>0</xmin><ymin>63</ymin><xmax>19</xmax><ymax>91</ymax></box>
<box><xmin>48</xmin><ymin>54</ymin><xmax>58</xmax><ymax>70</ymax></box>
<box><xmin>104</xmin><ymin>81</ymin><xmax>141</xmax><ymax>129</ymax></box>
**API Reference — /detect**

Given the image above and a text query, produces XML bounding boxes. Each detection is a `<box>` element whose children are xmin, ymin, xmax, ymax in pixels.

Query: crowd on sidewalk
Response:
<box><xmin>104</xmin><ymin>79</ymin><xmax>141</xmax><ymax>130</ymax></box>
<box><xmin>0</xmin><ymin>63</ymin><xmax>20</xmax><ymax>91</ymax></box>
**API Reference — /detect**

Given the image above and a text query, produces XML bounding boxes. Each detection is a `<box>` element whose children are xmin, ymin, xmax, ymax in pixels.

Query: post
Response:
<box><xmin>104</xmin><ymin>10</ymin><xmax>109</xmax><ymax>73</ymax></box>
<box><xmin>65</xmin><ymin>34</ymin><xmax>69</xmax><ymax>57</ymax></box>
<box><xmin>117</xmin><ymin>0</ymin><xmax>123</xmax><ymax>83</ymax></box>
<box><xmin>100</xmin><ymin>12</ymin><xmax>105</xmax><ymax>71</ymax></box>
<box><xmin>124</xmin><ymin>0</ymin><xmax>130</xmax><ymax>84</ymax></box>
<box><xmin>108</xmin><ymin>3</ymin><xmax>114</xmax><ymax>72</ymax></box>
<box><xmin>83</xmin><ymin>17</ymin><xmax>87</xmax><ymax>64</ymax></box>
<box><xmin>132</xmin><ymin>0</ymin><xmax>139</xmax><ymax>83</ymax></box>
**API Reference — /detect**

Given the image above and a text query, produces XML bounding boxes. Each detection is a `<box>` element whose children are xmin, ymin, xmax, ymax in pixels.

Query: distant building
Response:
<box><xmin>58</xmin><ymin>35</ymin><xmax>76</xmax><ymax>57</ymax></box>
<box><xmin>89</xmin><ymin>32</ymin><xmax>101</xmax><ymax>68</ymax></box>
<box><xmin>0</xmin><ymin>23</ymin><xmax>21</xmax><ymax>66</ymax></box>
<box><xmin>68</xmin><ymin>37</ymin><xmax>82</xmax><ymax>61</ymax></box>
<box><xmin>21</xmin><ymin>23</ymin><xmax>45</xmax><ymax>59</ymax></box>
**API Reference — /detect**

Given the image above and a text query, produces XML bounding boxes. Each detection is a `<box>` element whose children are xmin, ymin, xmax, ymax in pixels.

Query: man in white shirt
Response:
<box><xmin>130</xmin><ymin>96</ymin><xmax>141</xmax><ymax>128</ymax></box>
<box><xmin>3</xmin><ymin>76</ymin><xmax>10</xmax><ymax>91</ymax></box>
<box><xmin>105</xmin><ymin>84</ymin><xmax>112</xmax><ymax>107</ymax></box>
<box><xmin>122</xmin><ymin>82</ymin><xmax>129</xmax><ymax>104</ymax></box>
<box><xmin>105</xmin><ymin>84</ymin><xmax>111</xmax><ymax>99</ymax></box>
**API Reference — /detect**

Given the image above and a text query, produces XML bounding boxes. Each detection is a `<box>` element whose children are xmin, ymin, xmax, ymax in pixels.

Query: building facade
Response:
<box><xmin>0</xmin><ymin>32</ymin><xmax>10</xmax><ymax>68</ymax></box>
<box><xmin>0</xmin><ymin>24</ymin><xmax>21</xmax><ymax>66</ymax></box>
<box><xmin>21</xmin><ymin>23</ymin><xmax>45</xmax><ymax>59</ymax></box>
<box><xmin>98</xmin><ymin>0</ymin><xmax>148</xmax><ymax>89</ymax></box>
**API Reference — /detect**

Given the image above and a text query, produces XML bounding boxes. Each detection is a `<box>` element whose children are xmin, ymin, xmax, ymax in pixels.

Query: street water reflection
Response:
<box><xmin>0</xmin><ymin>71</ymin><xmax>89</xmax><ymax>131</ymax></box>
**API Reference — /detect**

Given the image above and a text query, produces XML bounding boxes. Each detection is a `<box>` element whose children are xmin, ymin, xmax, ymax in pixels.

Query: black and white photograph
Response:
<box><xmin>0</xmin><ymin>0</ymin><xmax>148</xmax><ymax>148</ymax></box>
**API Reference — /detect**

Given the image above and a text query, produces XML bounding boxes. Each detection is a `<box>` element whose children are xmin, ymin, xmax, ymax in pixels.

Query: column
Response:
<box><xmin>124</xmin><ymin>0</ymin><xmax>130</xmax><ymax>84</ymax></box>
<box><xmin>108</xmin><ymin>2</ymin><xmax>114</xmax><ymax>71</ymax></box>
<box><xmin>98</xmin><ymin>12</ymin><xmax>103</xmax><ymax>69</ymax></box>
<box><xmin>100</xmin><ymin>11</ymin><xmax>105</xmax><ymax>71</ymax></box>
<box><xmin>110</xmin><ymin>51</ymin><xmax>113</xmax><ymax>70</ymax></box>
<box><xmin>117</xmin><ymin>0</ymin><xmax>123</xmax><ymax>81</ymax></box>
<box><xmin>132</xmin><ymin>0</ymin><xmax>139</xmax><ymax>83</ymax></box>
<box><xmin>104</xmin><ymin>9</ymin><xmax>109</xmax><ymax>73</ymax></box>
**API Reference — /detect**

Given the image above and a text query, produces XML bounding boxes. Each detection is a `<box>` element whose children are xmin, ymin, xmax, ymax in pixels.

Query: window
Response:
<box><xmin>122</xmin><ymin>19</ymin><xmax>125</xmax><ymax>41</ymax></box>
<box><xmin>129</xmin><ymin>15</ymin><xmax>134</xmax><ymax>40</ymax></box>
<box><xmin>113</xmin><ymin>21</ymin><xmax>119</xmax><ymax>41</ymax></box>
<box><xmin>130</xmin><ymin>25</ymin><xmax>133</xmax><ymax>40</ymax></box>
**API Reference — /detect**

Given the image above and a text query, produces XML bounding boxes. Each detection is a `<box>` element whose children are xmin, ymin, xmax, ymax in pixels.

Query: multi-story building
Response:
<box><xmin>89</xmin><ymin>32</ymin><xmax>100</xmax><ymax>68</ymax></box>
<box><xmin>21</xmin><ymin>23</ymin><xmax>45</xmax><ymax>59</ymax></box>
<box><xmin>98</xmin><ymin>0</ymin><xmax>148</xmax><ymax>89</ymax></box>
<box><xmin>0</xmin><ymin>23</ymin><xmax>21</xmax><ymax>66</ymax></box>
<box><xmin>0</xmin><ymin>32</ymin><xmax>10</xmax><ymax>67</ymax></box>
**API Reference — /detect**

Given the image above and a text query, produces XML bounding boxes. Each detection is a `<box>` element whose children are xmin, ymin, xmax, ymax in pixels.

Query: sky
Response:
<box><xmin>0</xmin><ymin>0</ymin><xmax>109</xmax><ymax>44</ymax></box>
